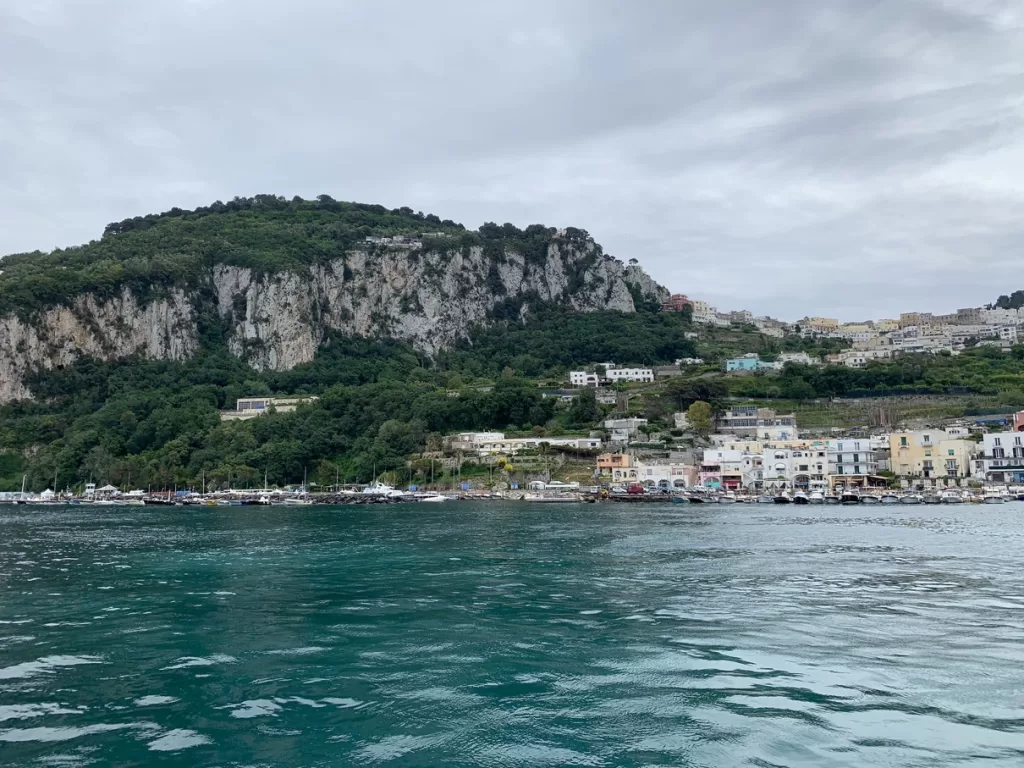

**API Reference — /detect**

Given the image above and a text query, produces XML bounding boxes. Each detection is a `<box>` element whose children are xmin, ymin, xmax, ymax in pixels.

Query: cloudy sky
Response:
<box><xmin>3</xmin><ymin>0</ymin><xmax>1024</xmax><ymax>321</ymax></box>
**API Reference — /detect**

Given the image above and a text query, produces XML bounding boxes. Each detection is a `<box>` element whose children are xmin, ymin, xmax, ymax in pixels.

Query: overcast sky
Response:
<box><xmin>3</xmin><ymin>0</ymin><xmax>1024</xmax><ymax>321</ymax></box>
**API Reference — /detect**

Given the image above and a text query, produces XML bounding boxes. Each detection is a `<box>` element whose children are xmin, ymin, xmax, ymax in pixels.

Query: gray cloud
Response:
<box><xmin>2</xmin><ymin>0</ymin><xmax>1024</xmax><ymax>320</ymax></box>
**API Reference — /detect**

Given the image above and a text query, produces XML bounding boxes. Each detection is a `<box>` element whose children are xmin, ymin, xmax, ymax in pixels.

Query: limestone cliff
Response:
<box><xmin>0</xmin><ymin>289</ymin><xmax>197</xmax><ymax>402</ymax></box>
<box><xmin>0</xmin><ymin>236</ymin><xmax>666</xmax><ymax>402</ymax></box>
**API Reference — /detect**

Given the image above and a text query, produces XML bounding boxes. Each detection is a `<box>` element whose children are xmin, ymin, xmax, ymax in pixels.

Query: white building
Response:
<box><xmin>220</xmin><ymin>395</ymin><xmax>319</xmax><ymax>421</ymax></box>
<box><xmin>826</xmin><ymin>439</ymin><xmax>879</xmax><ymax>485</ymax></box>
<box><xmin>778</xmin><ymin>351</ymin><xmax>820</xmax><ymax>366</ymax></box>
<box><xmin>972</xmin><ymin>432</ymin><xmax>1024</xmax><ymax>483</ymax></box>
<box><xmin>449</xmin><ymin>432</ymin><xmax>602</xmax><ymax>456</ymax></box>
<box><xmin>761</xmin><ymin>445</ymin><xmax>829</xmax><ymax>491</ymax></box>
<box><xmin>569</xmin><ymin>371</ymin><xmax>600</xmax><ymax>387</ymax></box>
<box><xmin>605</xmin><ymin>367</ymin><xmax>654</xmax><ymax>383</ymax></box>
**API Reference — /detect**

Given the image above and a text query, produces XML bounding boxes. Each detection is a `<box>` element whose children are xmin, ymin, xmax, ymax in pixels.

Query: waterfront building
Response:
<box><xmin>971</xmin><ymin>432</ymin><xmax>1024</xmax><ymax>483</ymax></box>
<box><xmin>888</xmin><ymin>431</ymin><xmax>973</xmax><ymax>480</ymax></box>
<box><xmin>826</xmin><ymin>439</ymin><xmax>881</xmax><ymax>488</ymax></box>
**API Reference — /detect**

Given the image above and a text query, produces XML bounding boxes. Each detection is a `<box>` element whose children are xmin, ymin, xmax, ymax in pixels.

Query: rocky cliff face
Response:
<box><xmin>215</xmin><ymin>240</ymin><xmax>666</xmax><ymax>370</ymax></box>
<box><xmin>0</xmin><ymin>238</ymin><xmax>666</xmax><ymax>402</ymax></box>
<box><xmin>0</xmin><ymin>288</ymin><xmax>198</xmax><ymax>403</ymax></box>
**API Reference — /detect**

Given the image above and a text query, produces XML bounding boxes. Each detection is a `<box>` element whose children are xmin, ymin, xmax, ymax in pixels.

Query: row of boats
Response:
<box><xmin>1</xmin><ymin>482</ymin><xmax>452</xmax><ymax>507</ymax></box>
<box><xmin>669</xmin><ymin>488</ymin><xmax>1023</xmax><ymax>505</ymax></box>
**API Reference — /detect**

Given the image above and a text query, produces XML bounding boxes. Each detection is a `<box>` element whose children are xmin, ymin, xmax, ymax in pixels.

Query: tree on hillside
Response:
<box><xmin>568</xmin><ymin>388</ymin><xmax>598</xmax><ymax>427</ymax></box>
<box><xmin>687</xmin><ymin>400</ymin><xmax>713</xmax><ymax>436</ymax></box>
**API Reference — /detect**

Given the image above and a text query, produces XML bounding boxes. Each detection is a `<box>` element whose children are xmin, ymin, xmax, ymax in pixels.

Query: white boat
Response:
<box><xmin>922</xmin><ymin>493</ymin><xmax>942</xmax><ymax>505</ymax></box>
<box><xmin>860</xmin><ymin>494</ymin><xmax>881</xmax><ymax>504</ymax></box>
<box><xmin>756</xmin><ymin>494</ymin><xmax>774</xmax><ymax>504</ymax></box>
<box><xmin>525</xmin><ymin>494</ymin><xmax>578</xmax><ymax>503</ymax></box>
<box><xmin>899</xmin><ymin>494</ymin><xmax>922</xmax><ymax>505</ymax></box>
<box><xmin>808</xmin><ymin>491</ymin><xmax>824</xmax><ymax>505</ymax></box>
<box><xmin>982</xmin><ymin>490</ymin><xmax>1007</xmax><ymax>504</ymax></box>
<box><xmin>418</xmin><ymin>494</ymin><xmax>448</xmax><ymax>503</ymax></box>
<box><xmin>940</xmin><ymin>490</ymin><xmax>964</xmax><ymax>504</ymax></box>
<box><xmin>880</xmin><ymin>493</ymin><xmax>900</xmax><ymax>504</ymax></box>
<box><xmin>773</xmin><ymin>492</ymin><xmax>792</xmax><ymax>504</ymax></box>
<box><xmin>362</xmin><ymin>482</ymin><xmax>405</xmax><ymax>498</ymax></box>
<box><xmin>824</xmin><ymin>494</ymin><xmax>841</xmax><ymax>505</ymax></box>
<box><xmin>282</xmin><ymin>496</ymin><xmax>314</xmax><ymax>506</ymax></box>
<box><xmin>792</xmin><ymin>491</ymin><xmax>809</xmax><ymax>505</ymax></box>
<box><xmin>840</xmin><ymin>491</ymin><xmax>860</xmax><ymax>505</ymax></box>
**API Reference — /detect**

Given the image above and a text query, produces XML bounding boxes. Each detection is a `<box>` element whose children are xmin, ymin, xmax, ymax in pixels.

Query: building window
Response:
<box><xmin>854</xmin><ymin>465</ymin><xmax>861</xmax><ymax>474</ymax></box>
<box><xmin>924</xmin><ymin>435</ymin><xmax>930</xmax><ymax>443</ymax></box>
<box><xmin>853</xmin><ymin>454</ymin><xmax>860</xmax><ymax>463</ymax></box>
<box><xmin>900</xmin><ymin>437</ymin><xmax>908</xmax><ymax>447</ymax></box>
<box><xmin>995</xmin><ymin>437</ymin><xmax>1002</xmax><ymax>446</ymax></box>
<box><xmin>948</xmin><ymin>449</ymin><xmax>954</xmax><ymax>456</ymax></box>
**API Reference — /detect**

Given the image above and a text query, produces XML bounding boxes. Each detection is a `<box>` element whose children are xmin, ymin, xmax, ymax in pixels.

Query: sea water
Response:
<box><xmin>2</xmin><ymin>503</ymin><xmax>1023</xmax><ymax>766</ymax></box>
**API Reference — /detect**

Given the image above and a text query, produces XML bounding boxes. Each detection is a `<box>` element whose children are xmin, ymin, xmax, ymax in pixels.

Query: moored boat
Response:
<box><xmin>880</xmin><ymin>493</ymin><xmax>900</xmax><ymax>504</ymax></box>
<box><xmin>824</xmin><ymin>494</ymin><xmax>841</xmax><ymax>505</ymax></box>
<box><xmin>940</xmin><ymin>490</ymin><xmax>964</xmax><ymax>504</ymax></box>
<box><xmin>792</xmin><ymin>491</ymin><xmax>809</xmax><ymax>505</ymax></box>
<box><xmin>756</xmin><ymin>494</ymin><xmax>774</xmax><ymax>504</ymax></box>
<box><xmin>840</xmin><ymin>491</ymin><xmax>860</xmax><ymax>505</ymax></box>
<box><xmin>899</xmin><ymin>494</ymin><xmax>922</xmax><ymax>505</ymax></box>
<box><xmin>773</xmin><ymin>492</ymin><xmax>792</xmax><ymax>504</ymax></box>
<box><xmin>808</xmin><ymin>491</ymin><xmax>824</xmax><ymax>505</ymax></box>
<box><xmin>860</xmin><ymin>494</ymin><xmax>881</xmax><ymax>504</ymax></box>
<box><xmin>670</xmin><ymin>495</ymin><xmax>689</xmax><ymax>504</ymax></box>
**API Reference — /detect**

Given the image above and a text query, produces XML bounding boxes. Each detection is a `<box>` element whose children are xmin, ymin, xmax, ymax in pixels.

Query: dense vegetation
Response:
<box><xmin>994</xmin><ymin>290</ymin><xmax>1024</xmax><ymax>310</ymax></box>
<box><xmin>729</xmin><ymin>347</ymin><xmax>1024</xmax><ymax>400</ymax></box>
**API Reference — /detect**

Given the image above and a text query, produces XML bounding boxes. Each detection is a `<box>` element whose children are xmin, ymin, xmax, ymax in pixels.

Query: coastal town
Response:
<box><xmin>662</xmin><ymin>293</ymin><xmax>1024</xmax><ymax>363</ymax></box>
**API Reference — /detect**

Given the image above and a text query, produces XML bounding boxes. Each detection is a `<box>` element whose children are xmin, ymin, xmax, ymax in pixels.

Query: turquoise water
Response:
<box><xmin>2</xmin><ymin>503</ymin><xmax>1024</xmax><ymax>767</ymax></box>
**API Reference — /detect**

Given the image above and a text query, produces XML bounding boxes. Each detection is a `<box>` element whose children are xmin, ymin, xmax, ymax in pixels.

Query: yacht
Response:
<box><xmin>940</xmin><ymin>489</ymin><xmax>964</xmax><ymax>504</ymax></box>
<box><xmin>773</xmin><ymin>491</ymin><xmax>792</xmax><ymax>504</ymax></box>
<box><xmin>418</xmin><ymin>493</ymin><xmax>448</xmax><ymax>503</ymax></box>
<box><xmin>840</xmin><ymin>491</ymin><xmax>861</xmax><ymax>505</ymax></box>
<box><xmin>808</xmin><ymin>491</ymin><xmax>824</xmax><ymax>505</ymax></box>
<box><xmin>756</xmin><ymin>494</ymin><xmax>775</xmax><ymax>504</ymax></box>
<box><xmin>860</xmin><ymin>494</ymin><xmax>881</xmax><ymax>505</ymax></box>
<box><xmin>880</xmin><ymin>492</ymin><xmax>900</xmax><ymax>504</ymax></box>
<box><xmin>899</xmin><ymin>494</ymin><xmax>923</xmax><ymax>505</ymax></box>
<box><xmin>922</xmin><ymin>492</ymin><xmax>942</xmax><ymax>505</ymax></box>
<box><xmin>362</xmin><ymin>482</ymin><xmax>405</xmax><ymax>499</ymax></box>
<box><xmin>792</xmin><ymin>491</ymin><xmax>809</xmax><ymax>505</ymax></box>
<box><xmin>982</xmin><ymin>489</ymin><xmax>1008</xmax><ymax>504</ymax></box>
<box><xmin>824</xmin><ymin>494</ymin><xmax>841</xmax><ymax>505</ymax></box>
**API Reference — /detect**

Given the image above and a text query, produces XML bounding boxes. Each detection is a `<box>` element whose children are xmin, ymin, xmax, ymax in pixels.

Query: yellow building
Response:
<box><xmin>889</xmin><ymin>431</ymin><xmax>973</xmax><ymax>479</ymax></box>
<box><xmin>875</xmin><ymin>319</ymin><xmax>899</xmax><ymax>332</ymax></box>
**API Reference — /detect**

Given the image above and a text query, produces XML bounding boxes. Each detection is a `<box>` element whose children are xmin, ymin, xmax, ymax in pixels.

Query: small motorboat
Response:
<box><xmin>824</xmin><ymin>494</ymin><xmax>841</xmax><ymax>505</ymax></box>
<box><xmin>860</xmin><ymin>494</ymin><xmax>881</xmax><ymax>504</ymax></box>
<box><xmin>773</xmin><ymin>492</ymin><xmax>792</xmax><ymax>504</ymax></box>
<box><xmin>808</xmin><ymin>491</ymin><xmax>824</xmax><ymax>505</ymax></box>
<box><xmin>922</xmin><ymin>493</ymin><xmax>942</xmax><ymax>505</ymax></box>
<box><xmin>792</xmin><ymin>491</ymin><xmax>809</xmax><ymax>505</ymax></box>
<box><xmin>670</xmin><ymin>495</ymin><xmax>689</xmax><ymax>504</ymax></box>
<box><xmin>940</xmin><ymin>490</ymin><xmax>964</xmax><ymax>504</ymax></box>
<box><xmin>880</xmin><ymin>493</ymin><xmax>900</xmax><ymax>504</ymax></box>
<box><xmin>899</xmin><ymin>494</ymin><xmax>922</xmax><ymax>505</ymax></box>
<box><xmin>756</xmin><ymin>494</ymin><xmax>775</xmax><ymax>504</ymax></box>
<box><xmin>419</xmin><ymin>494</ymin><xmax>448</xmax><ymax>503</ymax></box>
<box><xmin>982</xmin><ymin>490</ymin><xmax>1007</xmax><ymax>504</ymax></box>
<box><xmin>840</xmin><ymin>491</ymin><xmax>861</xmax><ymax>505</ymax></box>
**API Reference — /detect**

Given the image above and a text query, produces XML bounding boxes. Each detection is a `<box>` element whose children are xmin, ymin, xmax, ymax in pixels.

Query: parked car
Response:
<box><xmin>610</xmin><ymin>486</ymin><xmax>627</xmax><ymax>495</ymax></box>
